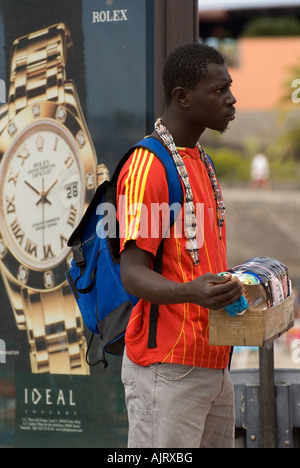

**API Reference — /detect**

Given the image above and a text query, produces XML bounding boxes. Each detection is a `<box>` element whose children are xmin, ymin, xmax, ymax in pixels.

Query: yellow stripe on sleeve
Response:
<box><xmin>124</xmin><ymin>149</ymin><xmax>154</xmax><ymax>242</ymax></box>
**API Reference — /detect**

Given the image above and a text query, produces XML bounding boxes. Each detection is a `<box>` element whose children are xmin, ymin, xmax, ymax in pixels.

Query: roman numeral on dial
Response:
<box><xmin>43</xmin><ymin>244</ymin><xmax>55</xmax><ymax>261</ymax></box>
<box><xmin>67</xmin><ymin>205</ymin><xmax>77</xmax><ymax>228</ymax></box>
<box><xmin>6</xmin><ymin>196</ymin><xmax>16</xmax><ymax>214</ymax></box>
<box><xmin>25</xmin><ymin>239</ymin><xmax>38</xmax><ymax>258</ymax></box>
<box><xmin>10</xmin><ymin>218</ymin><xmax>24</xmax><ymax>246</ymax></box>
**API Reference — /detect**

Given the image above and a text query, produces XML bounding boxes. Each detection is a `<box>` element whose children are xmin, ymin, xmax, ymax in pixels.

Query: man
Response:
<box><xmin>117</xmin><ymin>43</ymin><xmax>243</xmax><ymax>448</ymax></box>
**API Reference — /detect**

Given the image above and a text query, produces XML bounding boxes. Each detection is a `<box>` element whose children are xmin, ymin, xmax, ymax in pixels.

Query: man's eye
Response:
<box><xmin>216</xmin><ymin>85</ymin><xmax>232</xmax><ymax>95</ymax></box>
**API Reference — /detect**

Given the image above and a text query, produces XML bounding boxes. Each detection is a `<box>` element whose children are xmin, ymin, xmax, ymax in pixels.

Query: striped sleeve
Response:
<box><xmin>117</xmin><ymin>148</ymin><xmax>169</xmax><ymax>256</ymax></box>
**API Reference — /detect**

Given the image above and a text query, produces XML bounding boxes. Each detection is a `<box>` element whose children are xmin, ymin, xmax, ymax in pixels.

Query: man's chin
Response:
<box><xmin>207</xmin><ymin>123</ymin><xmax>229</xmax><ymax>134</ymax></box>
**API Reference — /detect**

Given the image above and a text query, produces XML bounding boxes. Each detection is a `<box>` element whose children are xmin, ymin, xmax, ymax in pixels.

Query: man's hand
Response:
<box><xmin>185</xmin><ymin>273</ymin><xmax>243</xmax><ymax>310</ymax></box>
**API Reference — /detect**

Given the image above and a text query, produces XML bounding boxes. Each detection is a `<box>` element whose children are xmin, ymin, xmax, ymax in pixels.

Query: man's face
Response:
<box><xmin>186</xmin><ymin>63</ymin><xmax>236</xmax><ymax>133</ymax></box>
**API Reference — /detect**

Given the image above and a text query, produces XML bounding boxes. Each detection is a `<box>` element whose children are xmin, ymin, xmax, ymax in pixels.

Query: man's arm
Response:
<box><xmin>120</xmin><ymin>241</ymin><xmax>243</xmax><ymax>310</ymax></box>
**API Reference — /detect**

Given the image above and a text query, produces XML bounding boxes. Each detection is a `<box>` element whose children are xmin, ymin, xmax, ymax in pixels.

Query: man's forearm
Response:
<box><xmin>121</xmin><ymin>262</ymin><xmax>187</xmax><ymax>305</ymax></box>
<box><xmin>120</xmin><ymin>241</ymin><xmax>243</xmax><ymax>309</ymax></box>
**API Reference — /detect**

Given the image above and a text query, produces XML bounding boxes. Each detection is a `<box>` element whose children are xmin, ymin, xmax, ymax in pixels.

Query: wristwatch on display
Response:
<box><xmin>0</xmin><ymin>23</ymin><xmax>106</xmax><ymax>374</ymax></box>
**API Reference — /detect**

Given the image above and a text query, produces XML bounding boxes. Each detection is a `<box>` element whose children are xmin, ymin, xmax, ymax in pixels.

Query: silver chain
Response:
<box><xmin>150</xmin><ymin>364</ymin><xmax>195</xmax><ymax>381</ymax></box>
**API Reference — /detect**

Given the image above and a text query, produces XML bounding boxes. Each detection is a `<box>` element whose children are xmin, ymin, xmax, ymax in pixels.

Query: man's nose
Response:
<box><xmin>226</xmin><ymin>89</ymin><xmax>237</xmax><ymax>106</ymax></box>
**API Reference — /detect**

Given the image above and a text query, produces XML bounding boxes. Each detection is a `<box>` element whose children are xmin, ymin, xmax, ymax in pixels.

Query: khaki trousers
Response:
<box><xmin>122</xmin><ymin>349</ymin><xmax>235</xmax><ymax>448</ymax></box>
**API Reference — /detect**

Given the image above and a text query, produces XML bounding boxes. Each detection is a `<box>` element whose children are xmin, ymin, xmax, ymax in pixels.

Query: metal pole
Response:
<box><xmin>259</xmin><ymin>343</ymin><xmax>277</xmax><ymax>448</ymax></box>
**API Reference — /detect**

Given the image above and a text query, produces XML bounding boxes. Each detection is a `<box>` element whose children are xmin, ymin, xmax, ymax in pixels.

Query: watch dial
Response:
<box><xmin>0</xmin><ymin>120</ymin><xmax>84</xmax><ymax>270</ymax></box>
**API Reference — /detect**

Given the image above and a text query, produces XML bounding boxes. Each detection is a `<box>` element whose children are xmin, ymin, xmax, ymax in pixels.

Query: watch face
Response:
<box><xmin>0</xmin><ymin>120</ymin><xmax>85</xmax><ymax>272</ymax></box>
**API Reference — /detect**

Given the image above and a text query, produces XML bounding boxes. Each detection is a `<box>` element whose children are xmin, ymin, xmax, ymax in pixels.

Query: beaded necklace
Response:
<box><xmin>154</xmin><ymin>117</ymin><xmax>225</xmax><ymax>266</ymax></box>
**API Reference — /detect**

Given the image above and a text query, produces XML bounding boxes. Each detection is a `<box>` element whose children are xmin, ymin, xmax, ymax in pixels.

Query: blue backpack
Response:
<box><xmin>66</xmin><ymin>137</ymin><xmax>183</xmax><ymax>367</ymax></box>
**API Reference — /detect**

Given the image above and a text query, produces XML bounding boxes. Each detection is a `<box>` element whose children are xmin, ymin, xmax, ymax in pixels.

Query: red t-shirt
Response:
<box><xmin>117</xmin><ymin>145</ymin><xmax>231</xmax><ymax>369</ymax></box>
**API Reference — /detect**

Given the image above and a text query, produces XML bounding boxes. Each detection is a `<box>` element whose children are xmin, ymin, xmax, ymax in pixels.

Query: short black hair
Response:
<box><xmin>163</xmin><ymin>43</ymin><xmax>225</xmax><ymax>105</ymax></box>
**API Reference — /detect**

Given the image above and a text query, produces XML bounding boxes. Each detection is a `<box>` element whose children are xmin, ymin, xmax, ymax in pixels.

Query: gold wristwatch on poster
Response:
<box><xmin>0</xmin><ymin>23</ymin><xmax>108</xmax><ymax>374</ymax></box>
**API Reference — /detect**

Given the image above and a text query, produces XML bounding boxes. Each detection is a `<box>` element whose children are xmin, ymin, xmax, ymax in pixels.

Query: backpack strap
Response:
<box><xmin>205</xmin><ymin>153</ymin><xmax>216</xmax><ymax>173</ymax></box>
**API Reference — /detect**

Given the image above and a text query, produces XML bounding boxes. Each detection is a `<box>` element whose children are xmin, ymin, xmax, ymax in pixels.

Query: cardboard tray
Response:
<box><xmin>209</xmin><ymin>294</ymin><xmax>294</xmax><ymax>347</ymax></box>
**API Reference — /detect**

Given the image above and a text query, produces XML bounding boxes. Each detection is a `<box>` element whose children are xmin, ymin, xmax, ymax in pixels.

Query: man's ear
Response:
<box><xmin>172</xmin><ymin>87</ymin><xmax>190</xmax><ymax>108</ymax></box>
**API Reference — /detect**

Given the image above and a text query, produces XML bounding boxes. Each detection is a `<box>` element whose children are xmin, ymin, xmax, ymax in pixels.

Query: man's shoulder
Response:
<box><xmin>119</xmin><ymin>145</ymin><xmax>167</xmax><ymax>179</ymax></box>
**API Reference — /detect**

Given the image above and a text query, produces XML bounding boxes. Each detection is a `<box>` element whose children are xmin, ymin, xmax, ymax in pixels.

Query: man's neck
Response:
<box><xmin>159</xmin><ymin>112</ymin><xmax>205</xmax><ymax>148</ymax></box>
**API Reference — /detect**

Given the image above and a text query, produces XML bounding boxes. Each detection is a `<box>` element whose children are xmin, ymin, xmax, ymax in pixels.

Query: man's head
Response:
<box><xmin>163</xmin><ymin>43</ymin><xmax>225</xmax><ymax>106</ymax></box>
<box><xmin>162</xmin><ymin>43</ymin><xmax>236</xmax><ymax>134</ymax></box>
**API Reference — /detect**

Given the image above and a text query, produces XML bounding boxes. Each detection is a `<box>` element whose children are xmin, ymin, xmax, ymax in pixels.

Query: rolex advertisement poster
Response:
<box><xmin>0</xmin><ymin>0</ymin><xmax>154</xmax><ymax>448</ymax></box>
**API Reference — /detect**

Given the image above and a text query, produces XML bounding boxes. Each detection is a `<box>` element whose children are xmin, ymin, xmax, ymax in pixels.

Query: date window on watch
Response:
<box><xmin>66</xmin><ymin>182</ymin><xmax>79</xmax><ymax>199</ymax></box>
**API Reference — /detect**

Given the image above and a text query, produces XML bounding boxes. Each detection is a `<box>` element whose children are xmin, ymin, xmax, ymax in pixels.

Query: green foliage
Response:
<box><xmin>241</xmin><ymin>16</ymin><xmax>300</xmax><ymax>37</ymax></box>
<box><xmin>266</xmin><ymin>125</ymin><xmax>300</xmax><ymax>161</ymax></box>
<box><xmin>206</xmin><ymin>145</ymin><xmax>300</xmax><ymax>185</ymax></box>
<box><xmin>269</xmin><ymin>158</ymin><xmax>299</xmax><ymax>182</ymax></box>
